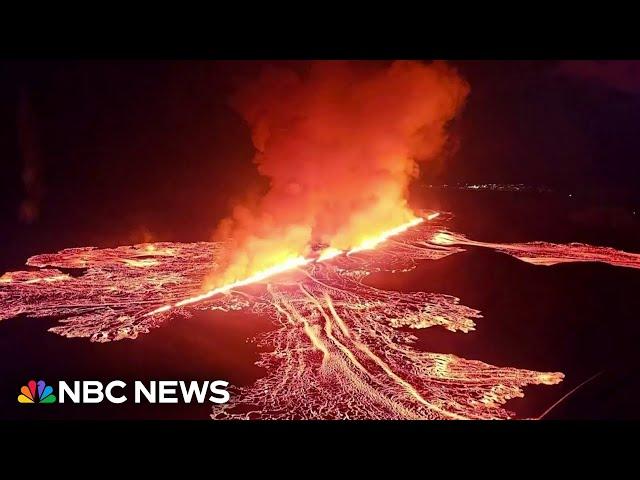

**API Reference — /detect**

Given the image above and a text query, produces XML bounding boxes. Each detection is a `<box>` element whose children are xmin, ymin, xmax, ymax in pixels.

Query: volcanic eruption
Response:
<box><xmin>205</xmin><ymin>60</ymin><xmax>469</xmax><ymax>291</ymax></box>
<box><xmin>3</xmin><ymin>61</ymin><xmax>640</xmax><ymax>419</ymax></box>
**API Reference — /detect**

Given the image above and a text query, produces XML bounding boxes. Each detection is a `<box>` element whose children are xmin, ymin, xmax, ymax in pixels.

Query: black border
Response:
<box><xmin>2</xmin><ymin>16</ymin><xmax>640</xmax><ymax>59</ymax></box>
<box><xmin>4</xmin><ymin>420</ymin><xmax>638</xmax><ymax>465</ymax></box>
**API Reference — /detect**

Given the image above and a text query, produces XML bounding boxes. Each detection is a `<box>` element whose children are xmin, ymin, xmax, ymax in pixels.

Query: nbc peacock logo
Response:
<box><xmin>18</xmin><ymin>379</ymin><xmax>57</xmax><ymax>404</ymax></box>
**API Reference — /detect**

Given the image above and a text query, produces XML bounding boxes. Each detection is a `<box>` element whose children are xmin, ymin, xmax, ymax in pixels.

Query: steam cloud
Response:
<box><xmin>209</xmin><ymin>60</ymin><xmax>469</xmax><ymax>287</ymax></box>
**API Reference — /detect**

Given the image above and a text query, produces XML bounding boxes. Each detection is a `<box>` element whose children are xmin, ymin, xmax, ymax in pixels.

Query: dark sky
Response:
<box><xmin>446</xmin><ymin>61</ymin><xmax>640</xmax><ymax>190</ymax></box>
<box><xmin>0</xmin><ymin>60</ymin><xmax>638</xmax><ymax>255</ymax></box>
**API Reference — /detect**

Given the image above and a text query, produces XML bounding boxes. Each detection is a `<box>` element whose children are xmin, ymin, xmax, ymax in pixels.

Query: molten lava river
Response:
<box><xmin>2</xmin><ymin>213</ymin><xmax>639</xmax><ymax>419</ymax></box>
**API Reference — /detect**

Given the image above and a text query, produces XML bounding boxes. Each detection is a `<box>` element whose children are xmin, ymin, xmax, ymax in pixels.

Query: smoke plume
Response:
<box><xmin>208</xmin><ymin>61</ymin><xmax>469</xmax><ymax>287</ymax></box>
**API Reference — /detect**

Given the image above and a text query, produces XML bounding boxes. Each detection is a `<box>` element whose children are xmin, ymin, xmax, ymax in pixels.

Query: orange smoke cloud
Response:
<box><xmin>207</xmin><ymin>61</ymin><xmax>469</xmax><ymax>288</ymax></box>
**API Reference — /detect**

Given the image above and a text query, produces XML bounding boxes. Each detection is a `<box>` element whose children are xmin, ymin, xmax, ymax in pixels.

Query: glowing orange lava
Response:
<box><xmin>148</xmin><ymin>255</ymin><xmax>312</xmax><ymax>315</ymax></box>
<box><xmin>347</xmin><ymin>217</ymin><xmax>424</xmax><ymax>255</ymax></box>
<box><xmin>3</xmin><ymin>212</ymin><xmax>636</xmax><ymax>419</ymax></box>
<box><xmin>147</xmin><ymin>215</ymin><xmax>431</xmax><ymax>317</ymax></box>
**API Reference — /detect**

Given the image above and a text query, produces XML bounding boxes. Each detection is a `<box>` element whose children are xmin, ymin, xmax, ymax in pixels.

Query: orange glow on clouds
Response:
<box><xmin>207</xmin><ymin>61</ymin><xmax>469</xmax><ymax>293</ymax></box>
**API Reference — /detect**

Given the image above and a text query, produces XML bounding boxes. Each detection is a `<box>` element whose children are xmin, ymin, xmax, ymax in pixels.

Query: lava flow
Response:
<box><xmin>431</xmin><ymin>230</ymin><xmax>640</xmax><ymax>269</ymax></box>
<box><xmin>3</xmin><ymin>213</ymin><xmax>639</xmax><ymax>418</ymax></box>
<box><xmin>146</xmin><ymin>217</ymin><xmax>427</xmax><ymax>317</ymax></box>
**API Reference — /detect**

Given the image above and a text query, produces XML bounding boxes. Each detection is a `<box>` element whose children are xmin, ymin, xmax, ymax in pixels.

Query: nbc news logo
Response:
<box><xmin>17</xmin><ymin>379</ymin><xmax>229</xmax><ymax>405</ymax></box>
<box><xmin>18</xmin><ymin>379</ymin><xmax>57</xmax><ymax>404</ymax></box>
